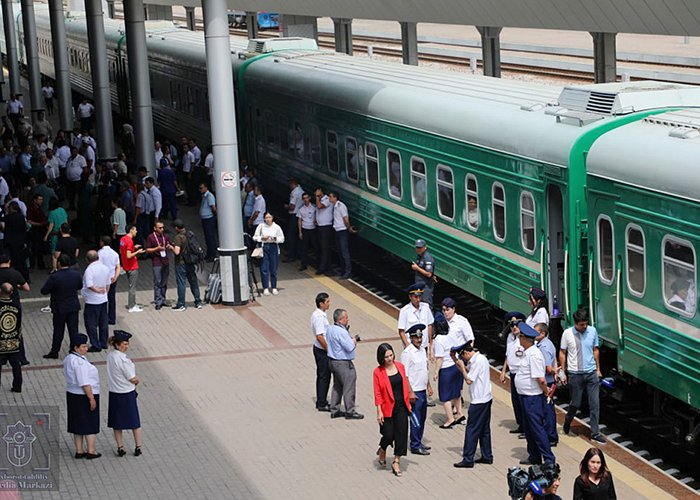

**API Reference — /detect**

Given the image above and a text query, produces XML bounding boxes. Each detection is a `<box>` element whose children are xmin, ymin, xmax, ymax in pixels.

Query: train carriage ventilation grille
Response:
<box><xmin>585</xmin><ymin>92</ymin><xmax>616</xmax><ymax>114</ymax></box>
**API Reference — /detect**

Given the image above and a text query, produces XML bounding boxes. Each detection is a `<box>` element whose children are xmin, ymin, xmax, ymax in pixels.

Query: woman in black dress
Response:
<box><xmin>373</xmin><ymin>343</ymin><xmax>412</xmax><ymax>477</ymax></box>
<box><xmin>4</xmin><ymin>201</ymin><xmax>28</xmax><ymax>281</ymax></box>
<box><xmin>574</xmin><ymin>447</ymin><xmax>617</xmax><ymax>499</ymax></box>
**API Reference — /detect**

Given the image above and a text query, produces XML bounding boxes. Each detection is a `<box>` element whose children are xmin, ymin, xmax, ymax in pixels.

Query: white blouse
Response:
<box><xmin>64</xmin><ymin>352</ymin><xmax>100</xmax><ymax>395</ymax></box>
<box><xmin>106</xmin><ymin>350</ymin><xmax>137</xmax><ymax>394</ymax></box>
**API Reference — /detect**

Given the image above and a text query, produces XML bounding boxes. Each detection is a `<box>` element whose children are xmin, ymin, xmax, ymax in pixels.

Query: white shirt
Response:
<box><xmin>311</xmin><ymin>308</ymin><xmax>329</xmax><ymax>349</ymax></box>
<box><xmin>505</xmin><ymin>331</ymin><xmax>524</xmax><ymax>373</ymax></box>
<box><xmin>154</xmin><ymin>148</ymin><xmax>163</xmax><ymax>165</ymax></box>
<box><xmin>106</xmin><ymin>350</ymin><xmax>137</xmax><ymax>393</ymax></box>
<box><xmin>7</xmin><ymin>99</ymin><xmax>22</xmax><ymax>114</ymax></box>
<box><xmin>433</xmin><ymin>334</ymin><xmax>455</xmax><ymax>368</ymax></box>
<box><xmin>332</xmin><ymin>200</ymin><xmax>349</xmax><ymax>231</ymax></box>
<box><xmin>315</xmin><ymin>195</ymin><xmax>333</xmax><ymax>226</ymax></box>
<box><xmin>42</xmin><ymin>86</ymin><xmax>54</xmax><ymax>98</ymax></box>
<box><xmin>204</xmin><ymin>153</ymin><xmax>214</xmax><ymax>176</ymax></box>
<box><xmin>65</xmin><ymin>154</ymin><xmax>87</xmax><ymax>182</ymax></box>
<box><xmin>10</xmin><ymin>197</ymin><xmax>27</xmax><ymax>218</ymax></box>
<box><xmin>253</xmin><ymin>222</ymin><xmax>285</xmax><ymax>246</ymax></box>
<box><xmin>46</xmin><ymin>156</ymin><xmax>61</xmax><ymax>180</ymax></box>
<box><xmin>397</xmin><ymin>302</ymin><xmax>434</xmax><ymax>349</ymax></box>
<box><xmin>77</xmin><ymin>102</ymin><xmax>94</xmax><ymax>118</ymax></box>
<box><xmin>297</xmin><ymin>204</ymin><xmax>316</xmax><ymax>230</ymax></box>
<box><xmin>56</xmin><ymin>145</ymin><xmax>71</xmax><ymax>165</ymax></box>
<box><xmin>526</xmin><ymin>307</ymin><xmax>549</xmax><ymax>327</ymax></box>
<box><xmin>64</xmin><ymin>352</ymin><xmax>100</xmax><ymax>395</ymax></box>
<box><xmin>98</xmin><ymin>245</ymin><xmax>120</xmax><ymax>279</ymax></box>
<box><xmin>447</xmin><ymin>313</ymin><xmax>475</xmax><ymax>347</ymax></box>
<box><xmin>182</xmin><ymin>150</ymin><xmax>194</xmax><ymax>173</ymax></box>
<box><xmin>0</xmin><ymin>176</ymin><xmax>8</xmax><ymax>205</ymax></box>
<box><xmin>514</xmin><ymin>345</ymin><xmax>546</xmax><ymax>396</ymax></box>
<box><xmin>400</xmin><ymin>343</ymin><xmax>428</xmax><ymax>391</ymax></box>
<box><xmin>149</xmin><ymin>186</ymin><xmax>162</xmax><ymax>217</ymax></box>
<box><xmin>82</xmin><ymin>261</ymin><xmax>111</xmax><ymax>304</ymax></box>
<box><xmin>288</xmin><ymin>185</ymin><xmax>303</xmax><ymax>215</ymax></box>
<box><xmin>252</xmin><ymin>194</ymin><xmax>266</xmax><ymax>225</ymax></box>
<box><xmin>467</xmin><ymin>352</ymin><xmax>493</xmax><ymax>404</ymax></box>
<box><xmin>191</xmin><ymin>145</ymin><xmax>202</xmax><ymax>166</ymax></box>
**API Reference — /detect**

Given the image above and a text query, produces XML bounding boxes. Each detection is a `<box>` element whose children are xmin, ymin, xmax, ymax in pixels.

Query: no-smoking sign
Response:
<box><xmin>220</xmin><ymin>171</ymin><xmax>237</xmax><ymax>188</ymax></box>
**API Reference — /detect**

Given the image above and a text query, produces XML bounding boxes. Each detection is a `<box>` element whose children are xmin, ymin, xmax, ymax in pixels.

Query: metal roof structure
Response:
<box><xmin>144</xmin><ymin>0</ymin><xmax>700</xmax><ymax>36</ymax></box>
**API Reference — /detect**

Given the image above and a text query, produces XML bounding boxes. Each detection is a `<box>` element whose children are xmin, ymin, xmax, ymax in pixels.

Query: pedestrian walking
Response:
<box><xmin>98</xmin><ymin>236</ymin><xmax>120</xmax><ymax>326</ymax></box>
<box><xmin>119</xmin><ymin>225</ymin><xmax>145</xmax><ymax>313</ymax></box>
<box><xmin>326</xmin><ymin>308</ymin><xmax>363</xmax><ymax>420</ymax></box>
<box><xmin>82</xmin><ymin>250</ymin><xmax>111</xmax><ymax>352</ymax></box>
<box><xmin>40</xmin><ymin>254</ymin><xmax>82</xmax><ymax>359</ymax></box>
<box><xmin>400</xmin><ymin>324</ymin><xmax>432</xmax><ymax>456</ymax></box>
<box><xmin>0</xmin><ymin>283</ymin><xmax>23</xmax><ymax>393</ymax></box>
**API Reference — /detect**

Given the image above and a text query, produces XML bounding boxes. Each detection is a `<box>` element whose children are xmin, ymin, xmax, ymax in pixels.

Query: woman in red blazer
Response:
<box><xmin>373</xmin><ymin>343</ymin><xmax>412</xmax><ymax>477</ymax></box>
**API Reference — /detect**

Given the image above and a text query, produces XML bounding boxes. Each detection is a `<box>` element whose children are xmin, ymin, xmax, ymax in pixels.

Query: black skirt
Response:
<box><xmin>66</xmin><ymin>392</ymin><xmax>100</xmax><ymax>435</ymax></box>
<box><xmin>108</xmin><ymin>391</ymin><xmax>141</xmax><ymax>430</ymax></box>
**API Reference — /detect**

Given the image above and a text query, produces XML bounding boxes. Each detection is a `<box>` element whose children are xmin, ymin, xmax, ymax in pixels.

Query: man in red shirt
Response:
<box><xmin>119</xmin><ymin>225</ymin><xmax>145</xmax><ymax>312</ymax></box>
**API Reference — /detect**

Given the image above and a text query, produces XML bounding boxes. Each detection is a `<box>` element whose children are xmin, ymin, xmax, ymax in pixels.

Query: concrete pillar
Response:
<box><xmin>49</xmin><ymin>0</ymin><xmax>73</xmax><ymax>133</ymax></box>
<box><xmin>185</xmin><ymin>6</ymin><xmax>196</xmax><ymax>30</ymax></box>
<box><xmin>476</xmin><ymin>26</ymin><xmax>502</xmax><ymax>77</ymax></box>
<box><xmin>2</xmin><ymin>0</ymin><xmax>21</xmax><ymax>96</ymax></box>
<box><xmin>0</xmin><ymin>53</ymin><xmax>5</xmax><ymax>102</ymax></box>
<box><xmin>245</xmin><ymin>11</ymin><xmax>258</xmax><ymax>39</ymax></box>
<box><xmin>20</xmin><ymin>0</ymin><xmax>44</xmax><ymax>122</ymax></box>
<box><xmin>202</xmin><ymin>0</ymin><xmax>249</xmax><ymax>305</ymax></box>
<box><xmin>124</xmin><ymin>0</ymin><xmax>155</xmax><ymax>176</ymax></box>
<box><xmin>281</xmin><ymin>15</ymin><xmax>317</xmax><ymax>40</ymax></box>
<box><xmin>332</xmin><ymin>18</ymin><xmax>352</xmax><ymax>55</ymax></box>
<box><xmin>400</xmin><ymin>21</ymin><xmax>418</xmax><ymax>65</ymax></box>
<box><xmin>85</xmin><ymin>0</ymin><xmax>115</xmax><ymax>158</ymax></box>
<box><xmin>106</xmin><ymin>0</ymin><xmax>115</xmax><ymax>18</ymax></box>
<box><xmin>591</xmin><ymin>32</ymin><xmax>617</xmax><ymax>83</ymax></box>
<box><xmin>145</xmin><ymin>4</ymin><xmax>172</xmax><ymax>20</ymax></box>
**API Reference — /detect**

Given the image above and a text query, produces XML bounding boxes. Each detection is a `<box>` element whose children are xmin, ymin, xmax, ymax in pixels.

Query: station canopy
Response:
<box><xmin>148</xmin><ymin>0</ymin><xmax>700</xmax><ymax>36</ymax></box>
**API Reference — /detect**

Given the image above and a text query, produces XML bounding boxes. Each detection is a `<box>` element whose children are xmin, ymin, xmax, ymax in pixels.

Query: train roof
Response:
<box><xmin>586</xmin><ymin>107</ymin><xmax>700</xmax><ymax>202</ymax></box>
<box><xmin>241</xmin><ymin>49</ymin><xmax>700</xmax><ymax>167</ymax></box>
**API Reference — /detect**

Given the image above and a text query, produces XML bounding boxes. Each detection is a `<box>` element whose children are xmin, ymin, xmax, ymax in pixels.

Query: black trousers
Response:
<box><xmin>379</xmin><ymin>403</ymin><xmax>409</xmax><ymax>456</ymax></box>
<box><xmin>313</xmin><ymin>346</ymin><xmax>330</xmax><ymax>407</ymax></box>
<box><xmin>51</xmin><ymin>311</ymin><xmax>79</xmax><ymax>355</ymax></box>
<box><xmin>0</xmin><ymin>353</ymin><xmax>22</xmax><ymax>391</ymax></box>
<box><xmin>300</xmin><ymin>228</ymin><xmax>318</xmax><ymax>268</ymax></box>
<box><xmin>316</xmin><ymin>225</ymin><xmax>333</xmax><ymax>273</ymax></box>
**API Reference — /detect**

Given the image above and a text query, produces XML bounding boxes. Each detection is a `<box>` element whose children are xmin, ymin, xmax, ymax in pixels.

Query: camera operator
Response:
<box><xmin>525</xmin><ymin>463</ymin><xmax>562</xmax><ymax>500</ymax></box>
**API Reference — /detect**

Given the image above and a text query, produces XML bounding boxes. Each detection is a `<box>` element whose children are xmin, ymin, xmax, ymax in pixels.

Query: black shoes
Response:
<box><xmin>455</xmin><ymin>415</ymin><xmax>466</xmax><ymax>425</ymax></box>
<box><xmin>43</xmin><ymin>353</ymin><xmax>59</xmax><ymax>359</ymax></box>
<box><xmin>85</xmin><ymin>452</ymin><xmax>101</xmax><ymax>460</ymax></box>
<box><xmin>117</xmin><ymin>447</ymin><xmax>126</xmax><ymax>457</ymax></box>
<box><xmin>74</xmin><ymin>452</ymin><xmax>87</xmax><ymax>459</ymax></box>
<box><xmin>509</xmin><ymin>427</ymin><xmax>524</xmax><ymax>434</ymax></box>
<box><xmin>316</xmin><ymin>404</ymin><xmax>331</xmax><ymax>412</ymax></box>
<box><xmin>345</xmin><ymin>412</ymin><xmax>364</xmax><ymax>420</ymax></box>
<box><xmin>134</xmin><ymin>446</ymin><xmax>142</xmax><ymax>457</ymax></box>
<box><xmin>155</xmin><ymin>304</ymin><xmax>162</xmax><ymax>310</ymax></box>
<box><xmin>410</xmin><ymin>447</ymin><xmax>430</xmax><ymax>456</ymax></box>
<box><xmin>454</xmin><ymin>460</ymin><xmax>474</xmax><ymax>468</ymax></box>
<box><xmin>475</xmin><ymin>457</ymin><xmax>493</xmax><ymax>464</ymax></box>
<box><xmin>519</xmin><ymin>459</ymin><xmax>537</xmax><ymax>465</ymax></box>
<box><xmin>426</xmin><ymin>400</ymin><xmax>436</xmax><ymax>407</ymax></box>
<box><xmin>330</xmin><ymin>411</ymin><xmax>345</xmax><ymax>419</ymax></box>
<box><xmin>10</xmin><ymin>388</ymin><xmax>21</xmax><ymax>393</ymax></box>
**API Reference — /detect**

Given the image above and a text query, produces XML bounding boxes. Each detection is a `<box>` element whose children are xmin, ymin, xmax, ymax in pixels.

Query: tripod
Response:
<box><xmin>244</xmin><ymin>233</ymin><xmax>261</xmax><ymax>300</ymax></box>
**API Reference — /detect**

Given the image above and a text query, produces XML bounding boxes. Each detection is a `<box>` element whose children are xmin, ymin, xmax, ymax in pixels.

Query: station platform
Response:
<box><xmin>9</xmin><ymin>208</ymin><xmax>687</xmax><ymax>498</ymax></box>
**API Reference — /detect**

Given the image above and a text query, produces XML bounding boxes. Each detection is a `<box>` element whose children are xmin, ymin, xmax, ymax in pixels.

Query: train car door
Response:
<box><xmin>547</xmin><ymin>185</ymin><xmax>565</xmax><ymax>314</ymax></box>
<box><xmin>591</xmin><ymin>209</ymin><xmax>621</xmax><ymax>344</ymax></box>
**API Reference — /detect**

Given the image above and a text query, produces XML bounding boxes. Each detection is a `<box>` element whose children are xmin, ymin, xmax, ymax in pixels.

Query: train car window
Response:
<box><xmin>626</xmin><ymin>225</ymin><xmax>646</xmax><ymax>297</ymax></box>
<box><xmin>520</xmin><ymin>191</ymin><xmax>536</xmax><ymax>254</ymax></box>
<box><xmin>597</xmin><ymin>216</ymin><xmax>614</xmax><ymax>285</ymax></box>
<box><xmin>293</xmin><ymin>122</ymin><xmax>304</xmax><ymax>159</ymax></box>
<box><xmin>365</xmin><ymin>142</ymin><xmax>379</xmax><ymax>191</ymax></box>
<box><xmin>255</xmin><ymin>108</ymin><xmax>264</xmax><ymax>146</ymax></box>
<box><xmin>310</xmin><ymin>125</ymin><xmax>321</xmax><ymax>166</ymax></box>
<box><xmin>279</xmin><ymin>115</ymin><xmax>289</xmax><ymax>151</ymax></box>
<box><xmin>436</xmin><ymin>165</ymin><xmax>454</xmax><ymax>220</ymax></box>
<box><xmin>264</xmin><ymin>110</ymin><xmax>275</xmax><ymax>146</ymax></box>
<box><xmin>411</xmin><ymin>157</ymin><xmax>427</xmax><ymax>210</ymax></box>
<box><xmin>466</xmin><ymin>175</ymin><xmax>479</xmax><ymax>231</ymax></box>
<box><xmin>492</xmin><ymin>183</ymin><xmax>506</xmax><ymax>242</ymax></box>
<box><xmin>327</xmin><ymin>131</ymin><xmax>339</xmax><ymax>173</ymax></box>
<box><xmin>387</xmin><ymin>150</ymin><xmax>402</xmax><ymax>200</ymax></box>
<box><xmin>662</xmin><ymin>236</ymin><xmax>696</xmax><ymax>317</ymax></box>
<box><xmin>345</xmin><ymin>137</ymin><xmax>358</xmax><ymax>182</ymax></box>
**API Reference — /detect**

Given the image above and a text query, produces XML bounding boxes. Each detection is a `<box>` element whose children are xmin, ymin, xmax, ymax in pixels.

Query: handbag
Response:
<box><xmin>251</xmin><ymin>244</ymin><xmax>263</xmax><ymax>258</ymax></box>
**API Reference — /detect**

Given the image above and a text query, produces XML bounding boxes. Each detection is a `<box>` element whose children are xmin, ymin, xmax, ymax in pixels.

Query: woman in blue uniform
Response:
<box><xmin>106</xmin><ymin>330</ymin><xmax>143</xmax><ymax>457</ymax></box>
<box><xmin>63</xmin><ymin>334</ymin><xmax>101</xmax><ymax>459</ymax></box>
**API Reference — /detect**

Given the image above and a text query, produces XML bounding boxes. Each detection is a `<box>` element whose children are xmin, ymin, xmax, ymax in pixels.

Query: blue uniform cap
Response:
<box><xmin>517</xmin><ymin>321</ymin><xmax>539</xmax><ymax>339</ymax></box>
<box><xmin>415</xmin><ymin>239</ymin><xmax>427</xmax><ymax>248</ymax></box>
<box><xmin>406</xmin><ymin>323</ymin><xmax>426</xmax><ymax>336</ymax></box>
<box><xmin>113</xmin><ymin>330</ymin><xmax>133</xmax><ymax>343</ymax></box>
<box><xmin>451</xmin><ymin>340</ymin><xmax>474</xmax><ymax>353</ymax></box>
<box><xmin>406</xmin><ymin>282</ymin><xmax>424</xmax><ymax>295</ymax></box>
<box><xmin>504</xmin><ymin>311</ymin><xmax>526</xmax><ymax>324</ymax></box>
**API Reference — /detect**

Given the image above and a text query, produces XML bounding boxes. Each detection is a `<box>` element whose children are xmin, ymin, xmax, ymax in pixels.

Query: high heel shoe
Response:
<box><xmin>391</xmin><ymin>459</ymin><xmax>402</xmax><ymax>477</ymax></box>
<box><xmin>117</xmin><ymin>446</ymin><xmax>126</xmax><ymax>457</ymax></box>
<box><xmin>134</xmin><ymin>446</ymin><xmax>142</xmax><ymax>457</ymax></box>
<box><xmin>376</xmin><ymin>447</ymin><xmax>386</xmax><ymax>467</ymax></box>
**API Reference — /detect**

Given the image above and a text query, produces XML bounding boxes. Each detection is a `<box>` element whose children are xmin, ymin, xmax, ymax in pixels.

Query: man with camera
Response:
<box><xmin>325</xmin><ymin>308</ymin><xmax>363</xmax><ymax>420</ymax></box>
<box><xmin>509</xmin><ymin>462</ymin><xmax>562</xmax><ymax>500</ymax></box>
<box><xmin>452</xmin><ymin>341</ymin><xmax>493</xmax><ymax>468</ymax></box>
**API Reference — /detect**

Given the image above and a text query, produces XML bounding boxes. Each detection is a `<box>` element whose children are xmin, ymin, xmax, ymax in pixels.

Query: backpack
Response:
<box><xmin>183</xmin><ymin>230</ymin><xmax>205</xmax><ymax>265</ymax></box>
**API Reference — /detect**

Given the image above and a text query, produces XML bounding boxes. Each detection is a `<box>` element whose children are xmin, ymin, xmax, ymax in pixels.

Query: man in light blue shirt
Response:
<box><xmin>198</xmin><ymin>183</ymin><xmax>217</xmax><ymax>261</ymax></box>
<box><xmin>535</xmin><ymin>323</ymin><xmax>558</xmax><ymax>446</ymax></box>
<box><xmin>325</xmin><ymin>308</ymin><xmax>363</xmax><ymax>420</ymax></box>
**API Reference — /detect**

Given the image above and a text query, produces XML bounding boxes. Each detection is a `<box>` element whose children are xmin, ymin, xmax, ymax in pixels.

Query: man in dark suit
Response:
<box><xmin>40</xmin><ymin>254</ymin><xmax>83</xmax><ymax>359</ymax></box>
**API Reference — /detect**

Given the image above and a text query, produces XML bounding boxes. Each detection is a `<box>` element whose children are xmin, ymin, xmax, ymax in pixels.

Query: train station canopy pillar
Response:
<box><xmin>145</xmin><ymin>4</ymin><xmax>173</xmax><ymax>20</ymax></box>
<box><xmin>85</xmin><ymin>0</ymin><xmax>116</xmax><ymax>158</ymax></box>
<box><xmin>591</xmin><ymin>32</ymin><xmax>617</xmax><ymax>83</ymax></box>
<box><xmin>48</xmin><ymin>0</ymin><xmax>73</xmax><ymax>132</ymax></box>
<box><xmin>185</xmin><ymin>6</ymin><xmax>196</xmax><ymax>30</ymax></box>
<box><xmin>125</xmin><ymin>0</ymin><xmax>156</xmax><ymax>176</ymax></box>
<box><xmin>476</xmin><ymin>26</ymin><xmax>502</xmax><ymax>77</ymax></box>
<box><xmin>281</xmin><ymin>15</ymin><xmax>318</xmax><ymax>40</ymax></box>
<box><xmin>400</xmin><ymin>21</ymin><xmax>418</xmax><ymax>66</ymax></box>
<box><xmin>2</xmin><ymin>0</ymin><xmax>21</xmax><ymax>96</ymax></box>
<box><xmin>201</xmin><ymin>0</ymin><xmax>249</xmax><ymax>305</ymax></box>
<box><xmin>0</xmin><ymin>53</ymin><xmax>5</xmax><ymax>102</ymax></box>
<box><xmin>245</xmin><ymin>12</ymin><xmax>257</xmax><ymax>39</ymax></box>
<box><xmin>332</xmin><ymin>17</ymin><xmax>352</xmax><ymax>55</ymax></box>
<box><xmin>20</xmin><ymin>0</ymin><xmax>44</xmax><ymax>123</ymax></box>
<box><xmin>106</xmin><ymin>0</ymin><xmax>115</xmax><ymax>19</ymax></box>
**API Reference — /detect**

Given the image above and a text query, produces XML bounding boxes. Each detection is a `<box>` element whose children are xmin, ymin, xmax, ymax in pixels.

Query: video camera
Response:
<box><xmin>507</xmin><ymin>463</ymin><xmax>560</xmax><ymax>499</ymax></box>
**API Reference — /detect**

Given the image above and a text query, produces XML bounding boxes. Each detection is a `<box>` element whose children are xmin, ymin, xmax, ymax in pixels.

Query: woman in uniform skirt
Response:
<box><xmin>63</xmin><ymin>334</ymin><xmax>101</xmax><ymax>459</ymax></box>
<box><xmin>433</xmin><ymin>322</ymin><xmax>465</xmax><ymax>428</ymax></box>
<box><xmin>373</xmin><ymin>343</ymin><xmax>411</xmax><ymax>477</ymax></box>
<box><xmin>106</xmin><ymin>330</ymin><xmax>143</xmax><ymax>456</ymax></box>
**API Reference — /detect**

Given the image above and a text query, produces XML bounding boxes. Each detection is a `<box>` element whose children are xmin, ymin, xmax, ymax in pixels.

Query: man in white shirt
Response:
<box><xmin>453</xmin><ymin>341</ymin><xmax>493</xmax><ymax>468</ymax></box>
<box><xmin>154</xmin><ymin>141</ymin><xmax>163</xmax><ymax>165</ymax></box>
<box><xmin>311</xmin><ymin>292</ymin><xmax>331</xmax><ymax>412</ymax></box>
<box><xmin>44</xmin><ymin>148</ymin><xmax>62</xmax><ymax>182</ymax></box>
<box><xmin>401</xmin><ymin>324</ymin><xmax>432</xmax><ymax>455</ymax></box>
<box><xmin>398</xmin><ymin>283</ymin><xmax>434</xmax><ymax>351</ymax></box>
<box><xmin>248</xmin><ymin>185</ymin><xmax>266</xmax><ymax>230</ymax></box>
<box><xmin>7</xmin><ymin>94</ymin><xmax>23</xmax><ymax>129</ymax></box>
<box><xmin>0</xmin><ymin>175</ymin><xmax>8</xmax><ymax>205</ymax></box>
<box><xmin>499</xmin><ymin>311</ymin><xmax>526</xmax><ymax>435</ymax></box>
<box><xmin>82</xmin><ymin>250</ymin><xmax>112</xmax><ymax>352</ymax></box>
<box><xmin>77</xmin><ymin>98</ymin><xmax>95</xmax><ymax>132</ymax></box>
<box><xmin>296</xmin><ymin>192</ymin><xmax>316</xmax><ymax>271</ymax></box>
<box><xmin>204</xmin><ymin>150</ymin><xmax>215</xmax><ymax>187</ymax></box>
<box><xmin>144</xmin><ymin>177</ymin><xmax>162</xmax><ymax>222</ymax></box>
<box><xmin>42</xmin><ymin>84</ymin><xmax>55</xmax><ymax>114</ymax></box>
<box><xmin>314</xmin><ymin>187</ymin><xmax>334</xmax><ymax>275</ymax></box>
<box><xmin>328</xmin><ymin>191</ymin><xmax>354</xmax><ymax>279</ymax></box>
<box><xmin>98</xmin><ymin>236</ymin><xmax>121</xmax><ymax>326</ymax></box>
<box><xmin>189</xmin><ymin>139</ymin><xmax>202</xmax><ymax>167</ymax></box>
<box><xmin>514</xmin><ymin>322</ymin><xmax>555</xmax><ymax>466</ymax></box>
<box><xmin>283</xmin><ymin>178</ymin><xmax>304</xmax><ymax>262</ymax></box>
<box><xmin>65</xmin><ymin>146</ymin><xmax>87</xmax><ymax>210</ymax></box>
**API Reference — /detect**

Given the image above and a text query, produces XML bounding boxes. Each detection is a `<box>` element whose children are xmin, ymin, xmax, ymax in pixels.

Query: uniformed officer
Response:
<box><xmin>411</xmin><ymin>239</ymin><xmax>435</xmax><ymax>308</ymax></box>
<box><xmin>397</xmin><ymin>283</ymin><xmax>434</xmax><ymax>353</ymax></box>
<box><xmin>499</xmin><ymin>311</ymin><xmax>526</xmax><ymax>435</ymax></box>
<box><xmin>515</xmin><ymin>322</ymin><xmax>556</xmax><ymax>466</ymax></box>
<box><xmin>400</xmin><ymin>323</ymin><xmax>432</xmax><ymax>455</ymax></box>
